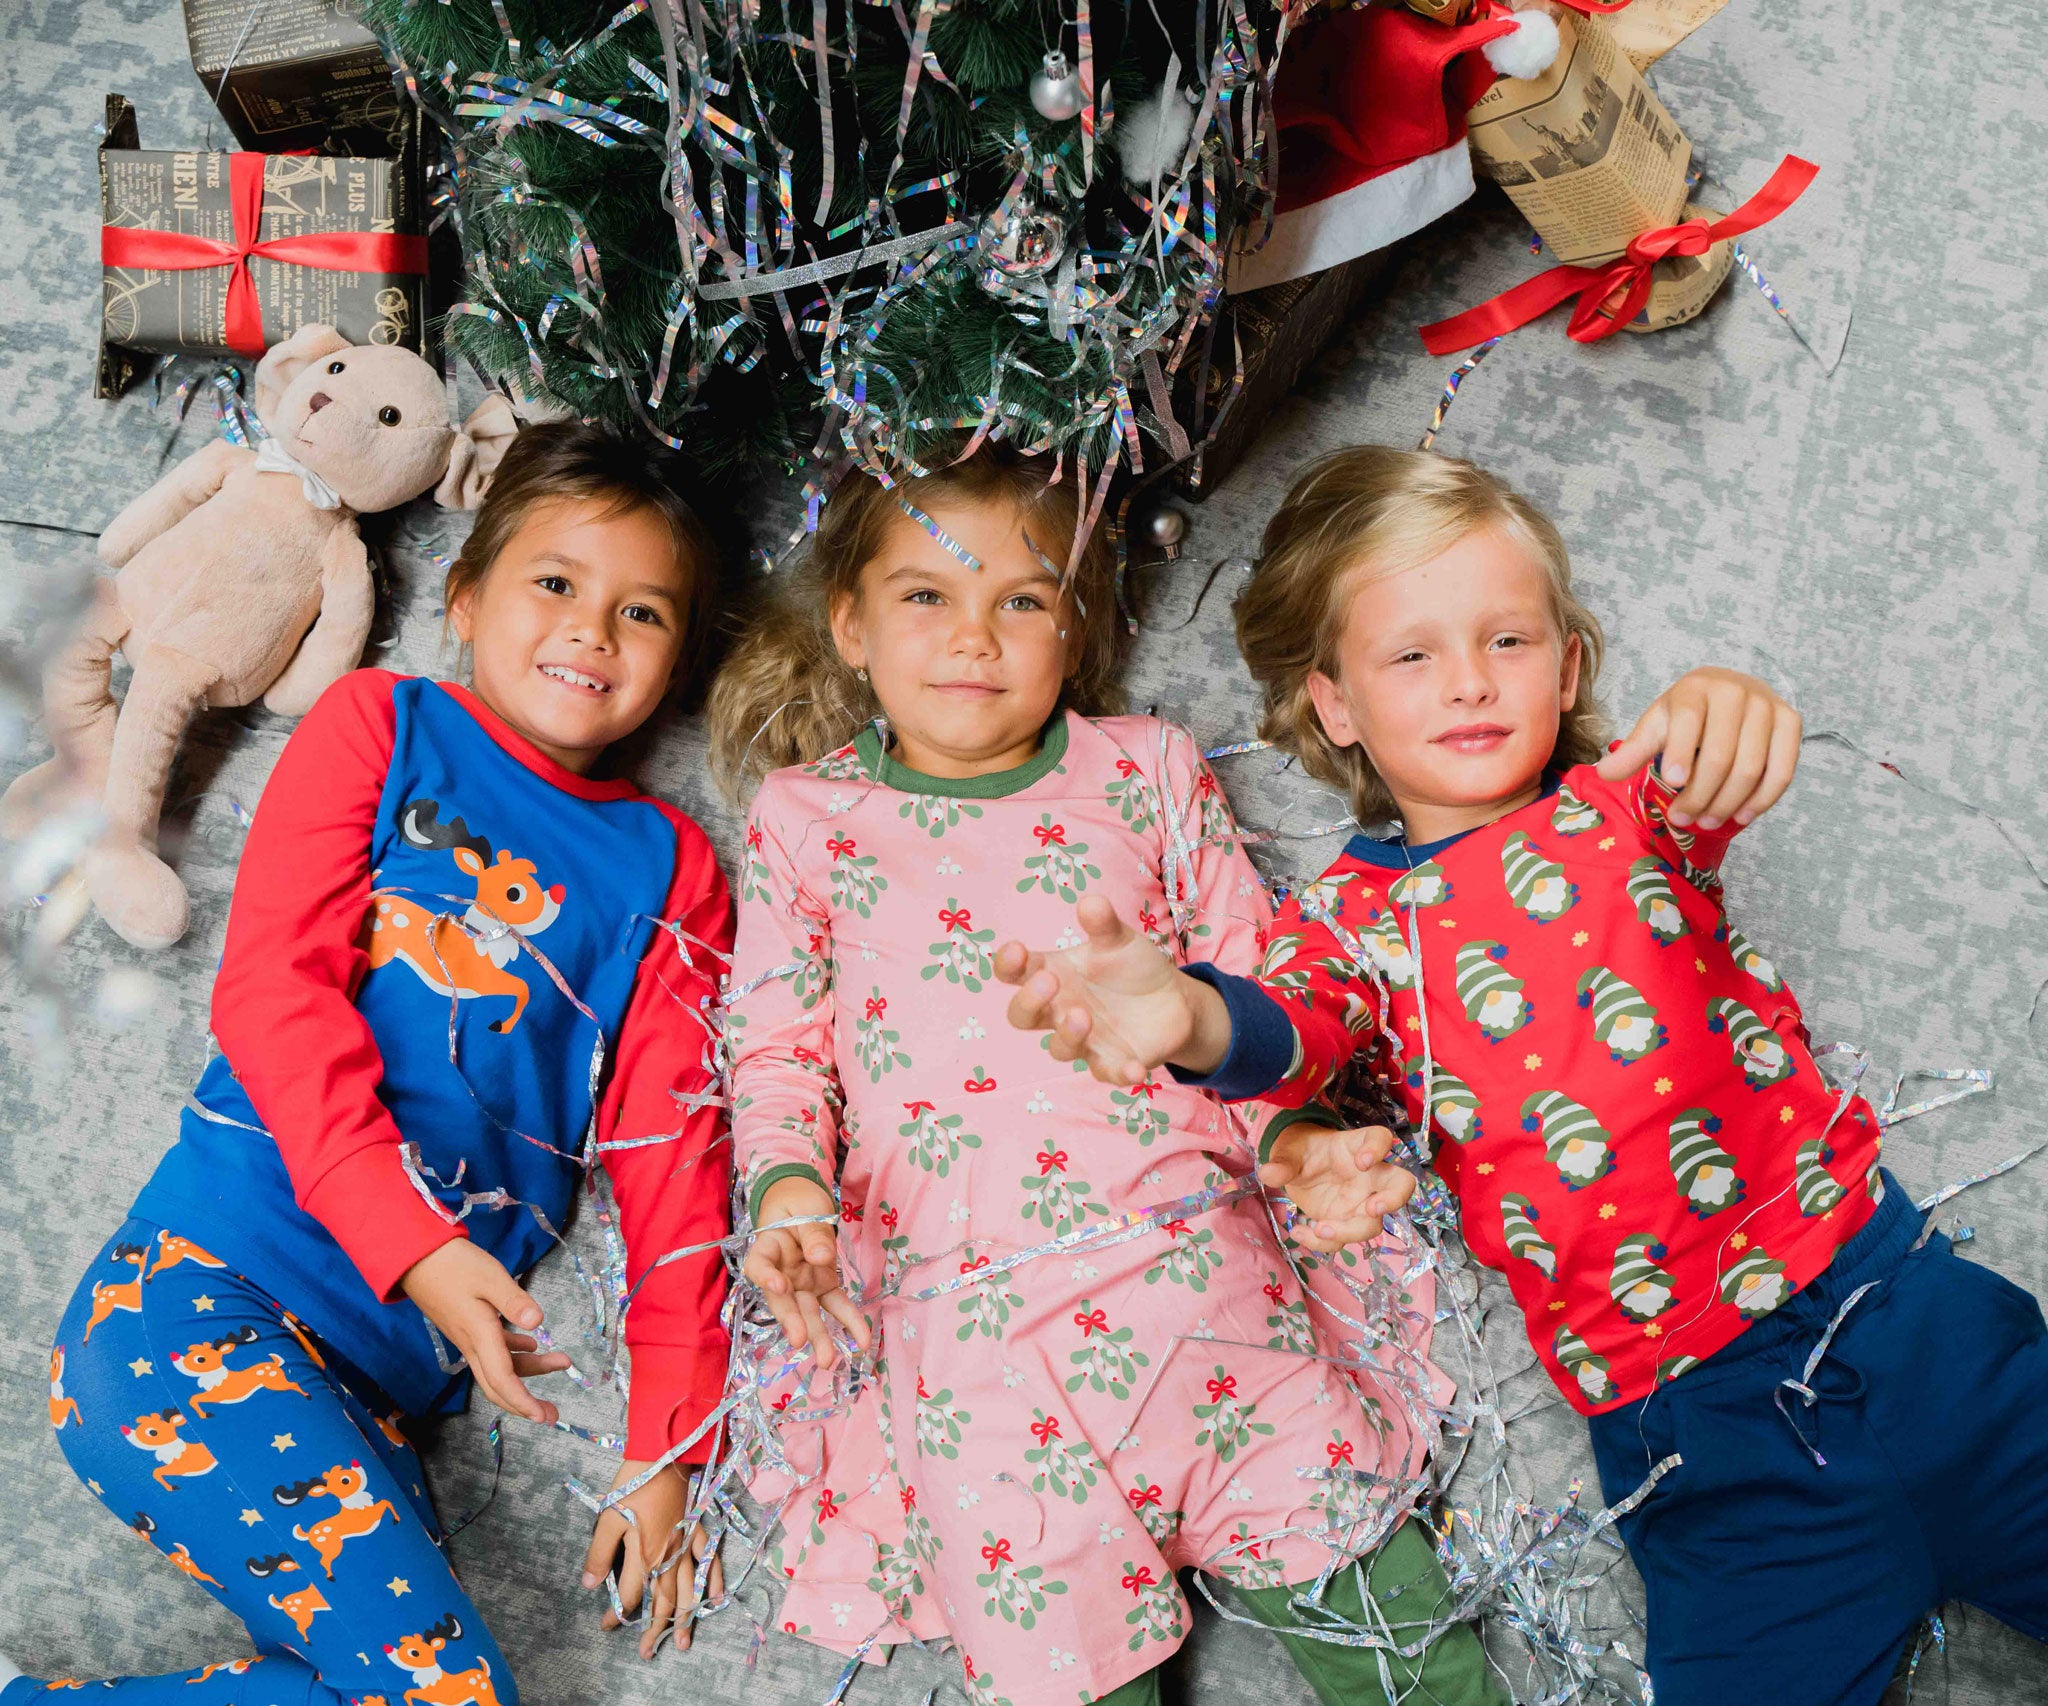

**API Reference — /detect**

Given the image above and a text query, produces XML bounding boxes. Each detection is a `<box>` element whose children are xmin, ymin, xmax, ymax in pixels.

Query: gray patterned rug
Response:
<box><xmin>2</xmin><ymin>1</ymin><xmax>2044</xmax><ymax>1702</ymax></box>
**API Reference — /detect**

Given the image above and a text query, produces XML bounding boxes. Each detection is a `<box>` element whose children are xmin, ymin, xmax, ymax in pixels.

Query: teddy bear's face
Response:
<box><xmin>271</xmin><ymin>344</ymin><xmax>458</xmax><ymax>514</ymax></box>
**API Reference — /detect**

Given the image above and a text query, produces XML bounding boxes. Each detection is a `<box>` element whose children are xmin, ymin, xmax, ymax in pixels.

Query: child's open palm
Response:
<box><xmin>994</xmin><ymin>895</ymin><xmax>1215</xmax><ymax>1085</ymax></box>
<box><xmin>1259</xmin><ymin>1123</ymin><xmax>1416</xmax><ymax>1252</ymax></box>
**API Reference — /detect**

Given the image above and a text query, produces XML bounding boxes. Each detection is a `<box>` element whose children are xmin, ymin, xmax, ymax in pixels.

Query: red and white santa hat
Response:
<box><xmin>1228</xmin><ymin>1</ymin><xmax>1563</xmax><ymax>293</ymax></box>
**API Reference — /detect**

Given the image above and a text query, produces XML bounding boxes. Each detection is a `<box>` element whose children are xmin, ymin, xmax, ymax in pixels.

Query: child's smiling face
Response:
<box><xmin>451</xmin><ymin>496</ymin><xmax>693</xmax><ymax>773</ymax></box>
<box><xmin>1306</xmin><ymin>523</ymin><xmax>1581</xmax><ymax>841</ymax></box>
<box><xmin>830</xmin><ymin>496</ymin><xmax>1079</xmax><ymax>778</ymax></box>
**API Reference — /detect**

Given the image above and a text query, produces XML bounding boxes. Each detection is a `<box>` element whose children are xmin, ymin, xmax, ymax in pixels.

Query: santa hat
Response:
<box><xmin>1229</xmin><ymin>2</ymin><xmax>1562</xmax><ymax>292</ymax></box>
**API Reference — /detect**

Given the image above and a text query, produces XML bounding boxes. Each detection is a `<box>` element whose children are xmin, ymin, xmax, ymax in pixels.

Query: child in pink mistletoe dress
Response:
<box><xmin>704</xmin><ymin>448</ymin><xmax>1504</xmax><ymax>1706</ymax></box>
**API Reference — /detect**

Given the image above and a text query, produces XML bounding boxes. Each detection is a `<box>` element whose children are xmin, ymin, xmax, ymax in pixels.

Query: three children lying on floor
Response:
<box><xmin>7</xmin><ymin>425</ymin><xmax>2042</xmax><ymax>1706</ymax></box>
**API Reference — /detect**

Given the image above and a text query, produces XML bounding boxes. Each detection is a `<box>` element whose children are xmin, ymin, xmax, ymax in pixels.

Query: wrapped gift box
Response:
<box><xmin>182</xmin><ymin>0</ymin><xmax>408</xmax><ymax>156</ymax></box>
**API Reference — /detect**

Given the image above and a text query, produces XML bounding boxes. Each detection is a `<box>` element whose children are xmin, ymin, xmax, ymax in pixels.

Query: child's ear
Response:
<box><xmin>827</xmin><ymin>589</ymin><xmax>866</xmax><ymax>674</ymax></box>
<box><xmin>1305</xmin><ymin>669</ymin><xmax>1361</xmax><ymax>749</ymax></box>
<box><xmin>1559</xmin><ymin>631</ymin><xmax>1583</xmax><ymax>714</ymax></box>
<box><xmin>447</xmin><ymin>582</ymin><xmax>476</xmax><ymax>645</ymax></box>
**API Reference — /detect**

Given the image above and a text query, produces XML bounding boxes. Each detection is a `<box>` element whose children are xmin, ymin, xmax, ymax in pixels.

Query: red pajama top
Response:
<box><xmin>1191</xmin><ymin>762</ymin><xmax>1880</xmax><ymax>1412</ymax></box>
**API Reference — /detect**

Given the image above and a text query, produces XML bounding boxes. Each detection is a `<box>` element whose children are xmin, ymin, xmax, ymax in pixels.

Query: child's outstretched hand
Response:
<box><xmin>398</xmin><ymin>1238</ymin><xmax>571</xmax><ymax>1427</ymax></box>
<box><xmin>1596</xmin><ymin>666</ymin><xmax>1801</xmax><ymax>830</ymax></box>
<box><xmin>1259</xmin><ymin>1123</ymin><xmax>1416</xmax><ymax>1252</ymax></box>
<box><xmin>743</xmin><ymin>1176</ymin><xmax>871</xmax><ymax>1371</ymax></box>
<box><xmin>582</xmin><ymin>1458</ymin><xmax>723</xmax><ymax>1657</ymax></box>
<box><xmin>994</xmin><ymin>895</ymin><xmax>1232</xmax><ymax>1083</ymax></box>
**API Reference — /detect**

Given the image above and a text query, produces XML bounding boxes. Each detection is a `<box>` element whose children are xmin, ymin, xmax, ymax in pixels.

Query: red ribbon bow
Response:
<box><xmin>100</xmin><ymin>151</ymin><xmax>428</xmax><ymax>358</ymax></box>
<box><xmin>1037</xmin><ymin>1148</ymin><xmax>1069</xmax><ymax>1173</ymax></box>
<box><xmin>1162</xmin><ymin>1218</ymin><xmax>1190</xmax><ymax>1238</ymax></box>
<box><xmin>826</xmin><ymin>835</ymin><xmax>856</xmax><ymax>858</ymax></box>
<box><xmin>1029</xmin><ymin>1414</ymin><xmax>1062</xmax><ymax>1445</ymax></box>
<box><xmin>864</xmin><ymin>995</ymin><xmax>887</xmax><ymax>1020</ymax></box>
<box><xmin>1073</xmin><ymin>1305</ymin><xmax>1107</xmax><ymax>1335</ymax></box>
<box><xmin>1115</xmin><ymin>759</ymin><xmax>1140</xmax><ymax>778</ymax></box>
<box><xmin>1033</xmin><ymin>823</ymin><xmax>1067</xmax><ymax>847</ymax></box>
<box><xmin>980</xmin><ymin>1538</ymin><xmax>1014</xmax><ymax>1567</ymax></box>
<box><xmin>1121</xmin><ymin>1567</ymin><xmax>1157</xmax><ymax>1594</ymax></box>
<box><xmin>964</xmin><ymin>1073</ymin><xmax>997</xmax><ymax>1093</ymax></box>
<box><xmin>960</xmin><ymin>1253</ymin><xmax>991</xmax><ymax>1273</ymax></box>
<box><xmin>901</xmin><ymin>1485</ymin><xmax>918</xmax><ymax>1512</ymax></box>
<box><xmin>938</xmin><ymin>906</ymin><xmax>973</xmax><ymax>931</ymax></box>
<box><xmin>1127</xmin><ymin>1482</ymin><xmax>1162</xmax><ymax>1510</ymax></box>
<box><xmin>1204</xmin><ymin>1374</ymin><xmax>1238</xmax><ymax>1402</ymax></box>
<box><xmin>815</xmin><ymin>1489</ymin><xmax>841</xmax><ymax>1520</ymax></box>
<box><xmin>1418</xmin><ymin>156</ymin><xmax>1819</xmax><ymax>356</ymax></box>
<box><xmin>903</xmin><ymin>1100</ymin><xmax>935</xmax><ymax>1118</ymax></box>
<box><xmin>1327</xmin><ymin>1438</ymin><xmax>1355</xmax><ymax>1467</ymax></box>
<box><xmin>1262</xmin><ymin>1281</ymin><xmax>1286</xmax><ymax>1305</ymax></box>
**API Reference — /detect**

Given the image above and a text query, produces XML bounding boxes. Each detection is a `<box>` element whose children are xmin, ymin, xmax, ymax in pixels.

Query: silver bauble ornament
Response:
<box><xmin>977</xmin><ymin>200</ymin><xmax>1069</xmax><ymax>279</ymax></box>
<box><xmin>1030</xmin><ymin>51</ymin><xmax>1084</xmax><ymax>122</ymax></box>
<box><xmin>1137</xmin><ymin>499</ymin><xmax>1189</xmax><ymax>549</ymax></box>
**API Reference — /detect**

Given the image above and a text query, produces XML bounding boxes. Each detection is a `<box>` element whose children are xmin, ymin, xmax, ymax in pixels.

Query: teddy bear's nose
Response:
<box><xmin>306</xmin><ymin>392</ymin><xmax>332</xmax><ymax>413</ymax></box>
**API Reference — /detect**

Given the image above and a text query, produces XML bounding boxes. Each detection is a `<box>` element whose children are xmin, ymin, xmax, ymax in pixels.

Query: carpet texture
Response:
<box><xmin>2</xmin><ymin>1</ymin><xmax>2044</xmax><ymax>1701</ymax></box>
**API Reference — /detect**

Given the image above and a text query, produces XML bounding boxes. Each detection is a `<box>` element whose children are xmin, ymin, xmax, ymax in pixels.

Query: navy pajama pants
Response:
<box><xmin>5</xmin><ymin>1219</ymin><xmax>517</xmax><ymax>1705</ymax></box>
<box><xmin>1588</xmin><ymin>1173</ymin><xmax>2048</xmax><ymax>1706</ymax></box>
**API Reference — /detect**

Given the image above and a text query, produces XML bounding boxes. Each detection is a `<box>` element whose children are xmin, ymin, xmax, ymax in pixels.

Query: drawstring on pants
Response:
<box><xmin>1772</xmin><ymin>1279</ymin><xmax>1880</xmax><ymax>1467</ymax></box>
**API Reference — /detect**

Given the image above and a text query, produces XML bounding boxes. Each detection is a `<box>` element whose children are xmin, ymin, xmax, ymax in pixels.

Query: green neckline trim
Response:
<box><xmin>853</xmin><ymin>713</ymin><xmax>1069</xmax><ymax>799</ymax></box>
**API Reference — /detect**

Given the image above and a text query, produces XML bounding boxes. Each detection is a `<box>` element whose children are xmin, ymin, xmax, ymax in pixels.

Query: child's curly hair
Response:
<box><xmin>1234</xmin><ymin>446</ymin><xmax>1606</xmax><ymax>825</ymax></box>
<box><xmin>706</xmin><ymin>446</ymin><xmax>1126</xmax><ymax>798</ymax></box>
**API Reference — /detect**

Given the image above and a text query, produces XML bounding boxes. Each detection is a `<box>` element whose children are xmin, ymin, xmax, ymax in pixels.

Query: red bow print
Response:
<box><xmin>1121</xmin><ymin>1566</ymin><xmax>1157</xmax><ymax>1594</ymax></box>
<box><xmin>1327</xmin><ymin>1438</ymin><xmax>1355</xmax><ymax>1467</ymax></box>
<box><xmin>901</xmin><ymin>1485</ymin><xmax>918</xmax><ymax>1512</ymax></box>
<box><xmin>1073</xmin><ymin>1306</ymin><xmax>1108</xmax><ymax>1336</ymax></box>
<box><xmin>770</xmin><ymin>1392</ymin><xmax>793</xmax><ymax>1412</ymax></box>
<box><xmin>1262</xmin><ymin>1281</ymin><xmax>1286</xmax><ymax>1306</ymax></box>
<box><xmin>1116</xmin><ymin>759</ymin><xmax>1140</xmax><ymax>778</ymax></box>
<box><xmin>980</xmin><ymin>1538</ymin><xmax>1014</xmax><ymax>1567</ymax></box>
<box><xmin>881</xmin><ymin>1208</ymin><xmax>899</xmax><ymax>1231</ymax></box>
<box><xmin>1205</xmin><ymin>1374</ymin><xmax>1238</xmax><ymax>1402</ymax></box>
<box><xmin>964</xmin><ymin>1073</ymin><xmax>997</xmax><ymax>1093</ymax></box>
<box><xmin>747</xmin><ymin>825</ymin><xmax>764</xmax><ymax>851</ymax></box>
<box><xmin>903</xmin><ymin>1101</ymin><xmax>935</xmax><ymax>1118</ymax></box>
<box><xmin>1163</xmin><ymin>1219</ymin><xmax>1190</xmax><ymax>1239</ymax></box>
<box><xmin>961</xmin><ymin>1655</ymin><xmax>977</xmax><ymax>1680</ymax></box>
<box><xmin>842</xmin><ymin>1201</ymin><xmax>864</xmax><ymax>1223</ymax></box>
<box><xmin>1037</xmin><ymin>1148</ymin><xmax>1069</xmax><ymax>1173</ymax></box>
<box><xmin>864</xmin><ymin>995</ymin><xmax>887</xmax><ymax>1021</ymax></box>
<box><xmin>1128</xmin><ymin>1079</ymin><xmax>1160</xmax><ymax>1099</ymax></box>
<box><xmin>826</xmin><ymin>835</ymin><xmax>857</xmax><ymax>858</ymax></box>
<box><xmin>1138</xmin><ymin>907</ymin><xmax>1161</xmax><ymax>933</ymax></box>
<box><xmin>1127</xmin><ymin>1482</ymin><xmax>1162</xmax><ymax>1511</ymax></box>
<box><xmin>793</xmin><ymin>1047</ymin><xmax>821</xmax><ymax>1066</ymax></box>
<box><xmin>938</xmin><ymin>906</ymin><xmax>973</xmax><ymax>931</ymax></box>
<box><xmin>1196</xmin><ymin>772</ymin><xmax>1217</xmax><ymax>799</ymax></box>
<box><xmin>916</xmin><ymin>1374</ymin><xmax>930</xmax><ymax>1399</ymax></box>
<box><xmin>959</xmin><ymin>1253</ymin><xmax>991</xmax><ymax>1274</ymax></box>
<box><xmin>1033</xmin><ymin>822</ymin><xmax>1067</xmax><ymax>847</ymax></box>
<box><xmin>815</xmin><ymin>1489</ymin><xmax>841</xmax><ymax>1521</ymax></box>
<box><xmin>1030</xmin><ymin>1414</ymin><xmax>1062</xmax><ymax>1445</ymax></box>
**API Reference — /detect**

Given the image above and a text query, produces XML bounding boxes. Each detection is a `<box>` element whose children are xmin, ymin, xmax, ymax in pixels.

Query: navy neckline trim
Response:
<box><xmin>1343</xmin><ymin>772</ymin><xmax>1564</xmax><ymax>868</ymax></box>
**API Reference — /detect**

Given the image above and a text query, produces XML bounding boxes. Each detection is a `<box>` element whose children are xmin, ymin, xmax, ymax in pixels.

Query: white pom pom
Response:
<box><xmin>1483</xmin><ymin>11</ymin><xmax>1561</xmax><ymax>81</ymax></box>
<box><xmin>1117</xmin><ymin>85</ymin><xmax>1198</xmax><ymax>188</ymax></box>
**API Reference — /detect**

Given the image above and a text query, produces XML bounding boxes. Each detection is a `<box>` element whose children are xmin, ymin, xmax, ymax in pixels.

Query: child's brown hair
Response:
<box><xmin>444</xmin><ymin>418</ymin><xmax>725</xmax><ymax>678</ymax></box>
<box><xmin>706</xmin><ymin>446</ymin><xmax>1126</xmax><ymax>798</ymax></box>
<box><xmin>1235</xmin><ymin>445</ymin><xmax>1606</xmax><ymax>824</ymax></box>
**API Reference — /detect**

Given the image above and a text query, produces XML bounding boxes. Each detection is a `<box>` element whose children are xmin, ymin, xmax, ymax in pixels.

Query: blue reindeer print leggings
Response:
<box><xmin>7</xmin><ymin>1220</ymin><xmax>517</xmax><ymax>1706</ymax></box>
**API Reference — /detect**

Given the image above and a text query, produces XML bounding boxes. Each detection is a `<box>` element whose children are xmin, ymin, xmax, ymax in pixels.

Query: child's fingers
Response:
<box><xmin>1657</xmin><ymin>691</ymin><xmax>1709</xmax><ymax>799</ymax></box>
<box><xmin>1594</xmin><ymin>703</ymin><xmax>1667</xmax><ymax>781</ymax></box>
<box><xmin>645</xmin><ymin>1546</ymin><xmax>678</xmax><ymax>1659</ymax></box>
<box><xmin>992</xmin><ymin>940</ymin><xmax>1038</xmax><ymax>988</ymax></box>
<box><xmin>1350</xmin><ymin>1125</ymin><xmax>1396</xmax><ymax>1167</ymax></box>
<box><xmin>1362</xmin><ymin>1162</ymin><xmax>1417</xmax><ymax>1212</ymax></box>
<box><xmin>509</xmin><ymin>1349</ymin><xmax>573</xmax><ymax>1378</ymax></box>
<box><xmin>482</xmin><ymin>1267</ymin><xmax>545</xmax><ymax>1334</ymax></box>
<box><xmin>798</xmin><ymin>1290</ymin><xmax>834</xmax><ymax>1369</ymax></box>
<box><xmin>1736</xmin><ymin>704</ymin><xmax>1802</xmax><ymax>824</ymax></box>
<box><xmin>801</xmin><ymin>1227</ymin><xmax>839</xmax><ymax>1268</ymax></box>
<box><xmin>823</xmin><ymin>1288</ymin><xmax>873</xmax><ymax>1352</ymax></box>
<box><xmin>1669</xmin><ymin>685</ymin><xmax>1747</xmax><ymax>822</ymax></box>
<box><xmin>1004</xmin><ymin>970</ymin><xmax>1059</xmax><ymax>1033</ymax></box>
<box><xmin>466</xmin><ymin>1316</ymin><xmax>553</xmax><ymax>1425</ymax></box>
<box><xmin>1255</xmin><ymin>1156</ymin><xmax>1300</xmax><ymax>1190</ymax></box>
<box><xmin>1076</xmin><ymin>893</ymin><xmax>1133</xmax><ymax>951</ymax></box>
<box><xmin>612</xmin><ymin>1529</ymin><xmax>649</xmax><ymax>1626</ymax></box>
<box><xmin>583</xmin><ymin>1507</ymin><xmax>628</xmax><ymax>1592</ymax></box>
<box><xmin>1696</xmin><ymin>693</ymin><xmax>1773</xmax><ymax>828</ymax></box>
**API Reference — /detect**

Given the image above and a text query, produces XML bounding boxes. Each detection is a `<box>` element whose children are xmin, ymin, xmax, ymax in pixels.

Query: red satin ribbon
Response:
<box><xmin>1418</xmin><ymin>155</ymin><xmax>1818</xmax><ymax>356</ymax></box>
<box><xmin>101</xmin><ymin>151</ymin><xmax>428</xmax><ymax>357</ymax></box>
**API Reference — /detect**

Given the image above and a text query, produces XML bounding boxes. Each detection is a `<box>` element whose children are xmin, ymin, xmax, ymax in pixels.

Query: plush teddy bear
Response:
<box><xmin>0</xmin><ymin>323</ymin><xmax>519</xmax><ymax>949</ymax></box>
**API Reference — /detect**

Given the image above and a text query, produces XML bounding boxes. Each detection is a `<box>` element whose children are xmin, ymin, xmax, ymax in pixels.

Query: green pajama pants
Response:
<box><xmin>1097</xmin><ymin>1521</ymin><xmax>1505</xmax><ymax>1706</ymax></box>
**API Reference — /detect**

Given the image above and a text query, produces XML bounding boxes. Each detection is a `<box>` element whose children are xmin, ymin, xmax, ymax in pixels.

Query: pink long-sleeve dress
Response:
<box><xmin>729</xmin><ymin>713</ymin><xmax>1442</xmax><ymax>1706</ymax></box>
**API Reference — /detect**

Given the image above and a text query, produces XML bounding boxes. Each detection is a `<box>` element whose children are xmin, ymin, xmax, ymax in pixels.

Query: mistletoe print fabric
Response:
<box><xmin>728</xmin><ymin>715</ymin><xmax>1444</xmax><ymax>1706</ymax></box>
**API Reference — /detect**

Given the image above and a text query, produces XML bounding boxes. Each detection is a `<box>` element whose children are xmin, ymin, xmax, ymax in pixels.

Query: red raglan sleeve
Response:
<box><xmin>210</xmin><ymin>668</ymin><xmax>468</xmax><ymax>1303</ymax></box>
<box><xmin>597</xmin><ymin>805</ymin><xmax>736</xmax><ymax>1466</ymax></box>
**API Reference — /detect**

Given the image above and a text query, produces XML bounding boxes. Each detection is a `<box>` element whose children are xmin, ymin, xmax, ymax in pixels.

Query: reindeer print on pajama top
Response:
<box><xmin>730</xmin><ymin>715</ymin><xmax>1445</xmax><ymax>1706</ymax></box>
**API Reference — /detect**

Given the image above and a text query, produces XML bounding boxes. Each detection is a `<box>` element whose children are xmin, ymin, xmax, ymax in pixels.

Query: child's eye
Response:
<box><xmin>1392</xmin><ymin>649</ymin><xmax>1427</xmax><ymax>665</ymax></box>
<box><xmin>1492</xmin><ymin>634</ymin><xmax>1527</xmax><ymax>651</ymax></box>
<box><xmin>622</xmin><ymin>603</ymin><xmax>665</xmax><ymax>626</ymax></box>
<box><xmin>537</xmin><ymin>573</ymin><xmax>572</xmax><ymax>596</ymax></box>
<box><xmin>905</xmin><ymin>588</ymin><xmax>943</xmax><ymax>606</ymax></box>
<box><xmin>1003</xmin><ymin>593</ymin><xmax>1046</xmax><ymax>613</ymax></box>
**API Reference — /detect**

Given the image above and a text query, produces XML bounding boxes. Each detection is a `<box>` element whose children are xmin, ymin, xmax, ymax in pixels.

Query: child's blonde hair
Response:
<box><xmin>1235</xmin><ymin>446</ymin><xmax>1606</xmax><ymax>825</ymax></box>
<box><xmin>707</xmin><ymin>446</ymin><xmax>1125</xmax><ymax>797</ymax></box>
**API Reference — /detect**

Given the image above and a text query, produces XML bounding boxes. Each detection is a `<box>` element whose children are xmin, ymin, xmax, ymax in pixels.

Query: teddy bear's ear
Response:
<box><xmin>253</xmin><ymin>324</ymin><xmax>354</xmax><ymax>426</ymax></box>
<box><xmin>433</xmin><ymin>395</ymin><xmax>522</xmax><ymax>511</ymax></box>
